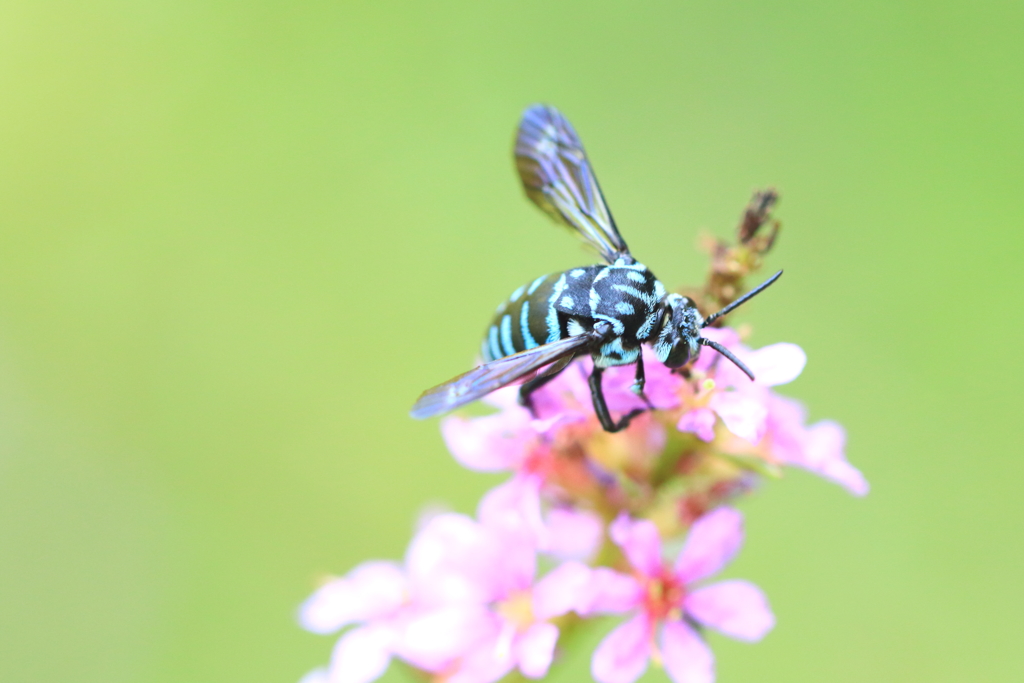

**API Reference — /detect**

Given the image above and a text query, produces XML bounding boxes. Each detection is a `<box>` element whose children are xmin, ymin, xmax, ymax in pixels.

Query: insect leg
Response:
<box><xmin>630</xmin><ymin>355</ymin><xmax>646</xmax><ymax>394</ymax></box>
<box><xmin>518</xmin><ymin>360</ymin><xmax>572</xmax><ymax>416</ymax></box>
<box><xmin>589</xmin><ymin>366</ymin><xmax>646</xmax><ymax>433</ymax></box>
<box><xmin>631</xmin><ymin>355</ymin><xmax>656</xmax><ymax>410</ymax></box>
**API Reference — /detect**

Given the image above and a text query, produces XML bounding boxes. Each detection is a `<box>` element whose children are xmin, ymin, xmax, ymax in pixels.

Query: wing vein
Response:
<box><xmin>410</xmin><ymin>332</ymin><xmax>598</xmax><ymax>419</ymax></box>
<box><xmin>515</xmin><ymin>104</ymin><xmax>630</xmax><ymax>263</ymax></box>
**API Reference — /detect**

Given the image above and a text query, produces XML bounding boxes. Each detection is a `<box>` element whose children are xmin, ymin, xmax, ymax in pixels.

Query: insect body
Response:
<box><xmin>482</xmin><ymin>260</ymin><xmax>666</xmax><ymax>369</ymax></box>
<box><xmin>411</xmin><ymin>105</ymin><xmax>782</xmax><ymax>432</ymax></box>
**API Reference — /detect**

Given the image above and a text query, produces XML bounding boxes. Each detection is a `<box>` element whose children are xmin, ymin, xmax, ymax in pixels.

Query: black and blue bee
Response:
<box><xmin>411</xmin><ymin>105</ymin><xmax>782</xmax><ymax>432</ymax></box>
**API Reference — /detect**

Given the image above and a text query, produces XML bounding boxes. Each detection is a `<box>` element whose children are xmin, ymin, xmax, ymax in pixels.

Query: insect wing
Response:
<box><xmin>410</xmin><ymin>333</ymin><xmax>595</xmax><ymax>419</ymax></box>
<box><xmin>515</xmin><ymin>104</ymin><xmax>629</xmax><ymax>263</ymax></box>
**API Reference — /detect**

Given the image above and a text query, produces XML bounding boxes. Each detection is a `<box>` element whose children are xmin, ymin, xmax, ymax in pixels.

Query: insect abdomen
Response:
<box><xmin>481</xmin><ymin>267</ymin><xmax>601</xmax><ymax>362</ymax></box>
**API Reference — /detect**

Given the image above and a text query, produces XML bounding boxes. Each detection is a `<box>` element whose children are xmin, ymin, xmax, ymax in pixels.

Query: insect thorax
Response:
<box><xmin>481</xmin><ymin>259</ymin><xmax>668</xmax><ymax>368</ymax></box>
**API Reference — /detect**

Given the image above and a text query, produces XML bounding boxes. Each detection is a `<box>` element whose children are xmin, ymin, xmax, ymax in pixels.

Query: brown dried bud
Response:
<box><xmin>684</xmin><ymin>188</ymin><xmax>782</xmax><ymax>322</ymax></box>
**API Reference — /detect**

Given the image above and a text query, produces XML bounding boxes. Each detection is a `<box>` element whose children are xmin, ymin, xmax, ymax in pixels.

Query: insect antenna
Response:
<box><xmin>697</xmin><ymin>269</ymin><xmax>784</xmax><ymax>381</ymax></box>
<box><xmin>698</xmin><ymin>337</ymin><xmax>756</xmax><ymax>381</ymax></box>
<box><xmin>701</xmin><ymin>270</ymin><xmax>783</xmax><ymax>328</ymax></box>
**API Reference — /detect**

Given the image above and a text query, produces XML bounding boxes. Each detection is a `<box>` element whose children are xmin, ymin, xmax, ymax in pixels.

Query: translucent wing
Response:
<box><xmin>410</xmin><ymin>332</ymin><xmax>598</xmax><ymax>419</ymax></box>
<box><xmin>515</xmin><ymin>104</ymin><xmax>630</xmax><ymax>263</ymax></box>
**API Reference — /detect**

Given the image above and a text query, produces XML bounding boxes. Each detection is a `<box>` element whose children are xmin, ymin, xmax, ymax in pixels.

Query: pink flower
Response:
<box><xmin>478</xmin><ymin>476</ymin><xmax>604</xmax><ymax>562</ymax></box>
<box><xmin>441</xmin><ymin>398</ymin><xmax>539</xmax><ymax>472</ymax></box>
<box><xmin>298</xmin><ymin>560</ymin><xmax>409</xmax><ymax>683</ymax></box>
<box><xmin>678</xmin><ymin>328</ymin><xmax>806</xmax><ymax>445</ymax></box>
<box><xmin>583</xmin><ymin>508</ymin><xmax>774</xmax><ymax>683</ymax></box>
<box><xmin>441</xmin><ymin>323</ymin><xmax>866</xmax><ymax>498</ymax></box>
<box><xmin>442</xmin><ymin>358</ymin><xmax>670</xmax><ymax>492</ymax></box>
<box><xmin>297</xmin><ymin>513</ymin><xmax>513</xmax><ymax>683</ymax></box>
<box><xmin>570</xmin><ymin>353</ymin><xmax>685</xmax><ymax>415</ymax></box>
<box><xmin>676</xmin><ymin>408</ymin><xmax>716</xmax><ymax>442</ymax></box>
<box><xmin>434</xmin><ymin>558</ymin><xmax>595</xmax><ymax>683</ymax></box>
<box><xmin>401</xmin><ymin>515</ymin><xmax>594</xmax><ymax>683</ymax></box>
<box><xmin>765</xmin><ymin>394</ymin><xmax>869</xmax><ymax>496</ymax></box>
<box><xmin>674</xmin><ymin>329</ymin><xmax>868</xmax><ymax>495</ymax></box>
<box><xmin>299</xmin><ymin>489</ymin><xmax>597</xmax><ymax>683</ymax></box>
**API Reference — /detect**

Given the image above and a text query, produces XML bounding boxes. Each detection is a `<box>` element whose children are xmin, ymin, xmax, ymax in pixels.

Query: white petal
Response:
<box><xmin>445</xmin><ymin>632</ymin><xmax>516</xmax><ymax>683</ymax></box>
<box><xmin>515</xmin><ymin>622</ymin><xmax>559</xmax><ymax>678</ymax></box>
<box><xmin>710</xmin><ymin>392</ymin><xmax>768</xmax><ymax>444</ymax></box>
<box><xmin>745</xmin><ymin>343</ymin><xmax>806</xmax><ymax>386</ymax></box>
<box><xmin>328</xmin><ymin>624</ymin><xmax>394</xmax><ymax>683</ymax></box>
<box><xmin>299</xmin><ymin>562</ymin><xmax>407</xmax><ymax>634</ymax></box>
<box><xmin>405</xmin><ymin>514</ymin><xmax>506</xmax><ymax>605</ymax></box>
<box><xmin>395</xmin><ymin>605</ymin><xmax>498</xmax><ymax>671</ymax></box>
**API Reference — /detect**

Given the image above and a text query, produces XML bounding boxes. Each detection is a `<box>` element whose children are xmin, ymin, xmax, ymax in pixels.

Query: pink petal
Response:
<box><xmin>441</xmin><ymin>411</ymin><xmax>535</xmax><ymax>472</ymax></box>
<box><xmin>515</xmin><ymin>622</ymin><xmax>559</xmax><ymax>678</ymax></box>
<box><xmin>710</xmin><ymin>391</ymin><xmax>767</xmax><ymax>444</ymax></box>
<box><xmin>328</xmin><ymin>624</ymin><xmax>394</xmax><ymax>683</ymax></box>
<box><xmin>693</xmin><ymin>328</ymin><xmax>741</xmax><ymax>374</ymax></box>
<box><xmin>767</xmin><ymin>395</ymin><xmax>869</xmax><ymax>497</ymax></box>
<box><xmin>684</xmin><ymin>580</ymin><xmax>775</xmax><ymax>642</ymax></box>
<box><xmin>445</xmin><ymin>636</ymin><xmax>516</xmax><ymax>683</ymax></box>
<box><xmin>677</xmin><ymin>408</ymin><xmax>716</xmax><ymax>442</ymax></box>
<box><xmin>529</xmin><ymin>359</ymin><xmax>594</xmax><ymax>421</ymax></box>
<box><xmin>674</xmin><ymin>507</ymin><xmax>744</xmax><ymax>584</ymax></box>
<box><xmin>600</xmin><ymin>352</ymin><xmax>683</xmax><ymax>412</ymax></box>
<box><xmin>299</xmin><ymin>561</ymin><xmax>407</xmax><ymax>634</ymax></box>
<box><xmin>532</xmin><ymin>561</ymin><xmax>594</xmax><ymax>619</ymax></box>
<box><xmin>798</xmin><ymin>420</ymin><xmax>869</xmax><ymax>496</ymax></box>
<box><xmin>476</xmin><ymin>478</ymin><xmax>544</xmax><ymax>587</ymax></box>
<box><xmin>660</xmin><ymin>620</ymin><xmax>714</xmax><ymax>683</ymax></box>
<box><xmin>490</xmin><ymin>539</ymin><xmax>538</xmax><ymax>600</ymax></box>
<box><xmin>591</xmin><ymin>613</ymin><xmax>652</xmax><ymax>683</ymax></box>
<box><xmin>580</xmin><ymin>568</ymin><xmax>643</xmax><ymax>615</ymax></box>
<box><xmin>764</xmin><ymin>394</ymin><xmax>807</xmax><ymax>462</ymax></box>
<box><xmin>482</xmin><ymin>385</ymin><xmax>523</xmax><ymax>410</ymax></box>
<box><xmin>638</xmin><ymin>347</ymin><xmax>687</xmax><ymax>409</ymax></box>
<box><xmin>405</xmin><ymin>514</ymin><xmax>504</xmax><ymax>605</ymax></box>
<box><xmin>543</xmin><ymin>506</ymin><xmax>604</xmax><ymax>561</ymax></box>
<box><xmin>395</xmin><ymin>604</ymin><xmax>498</xmax><ymax>671</ymax></box>
<box><xmin>744</xmin><ymin>343</ymin><xmax>806</xmax><ymax>386</ymax></box>
<box><xmin>609</xmin><ymin>514</ymin><xmax>663</xmax><ymax>577</ymax></box>
<box><xmin>597</xmin><ymin>364</ymin><xmax>649</xmax><ymax>414</ymax></box>
<box><xmin>478</xmin><ymin>476</ymin><xmax>544</xmax><ymax>539</ymax></box>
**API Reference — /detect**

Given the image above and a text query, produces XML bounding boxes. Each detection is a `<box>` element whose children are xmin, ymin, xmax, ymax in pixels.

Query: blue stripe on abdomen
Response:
<box><xmin>527</xmin><ymin>274</ymin><xmax>548</xmax><ymax>296</ymax></box>
<box><xmin>488</xmin><ymin>325</ymin><xmax>502</xmax><ymax>361</ymax></box>
<box><xmin>546</xmin><ymin>274</ymin><xmax>568</xmax><ymax>343</ymax></box>
<box><xmin>520</xmin><ymin>301</ymin><xmax>538</xmax><ymax>349</ymax></box>
<box><xmin>500</xmin><ymin>314</ymin><xmax>516</xmax><ymax>356</ymax></box>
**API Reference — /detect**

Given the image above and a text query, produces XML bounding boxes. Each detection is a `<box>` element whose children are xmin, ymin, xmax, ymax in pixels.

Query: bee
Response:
<box><xmin>411</xmin><ymin>105</ymin><xmax>781</xmax><ymax>432</ymax></box>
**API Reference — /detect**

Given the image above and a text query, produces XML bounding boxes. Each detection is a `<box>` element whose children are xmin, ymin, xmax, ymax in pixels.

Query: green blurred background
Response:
<box><xmin>1</xmin><ymin>1</ymin><xmax>1022</xmax><ymax>681</ymax></box>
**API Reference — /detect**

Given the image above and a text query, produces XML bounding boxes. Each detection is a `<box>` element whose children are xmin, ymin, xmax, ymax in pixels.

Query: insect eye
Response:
<box><xmin>663</xmin><ymin>339</ymin><xmax>691</xmax><ymax>368</ymax></box>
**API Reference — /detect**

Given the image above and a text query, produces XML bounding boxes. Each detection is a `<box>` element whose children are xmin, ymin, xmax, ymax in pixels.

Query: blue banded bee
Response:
<box><xmin>411</xmin><ymin>105</ymin><xmax>782</xmax><ymax>432</ymax></box>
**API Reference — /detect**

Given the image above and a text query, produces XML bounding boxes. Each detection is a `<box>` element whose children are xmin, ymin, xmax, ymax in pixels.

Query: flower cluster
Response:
<box><xmin>298</xmin><ymin>193</ymin><xmax>867</xmax><ymax>683</ymax></box>
<box><xmin>298</xmin><ymin>329</ymin><xmax>866</xmax><ymax>683</ymax></box>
